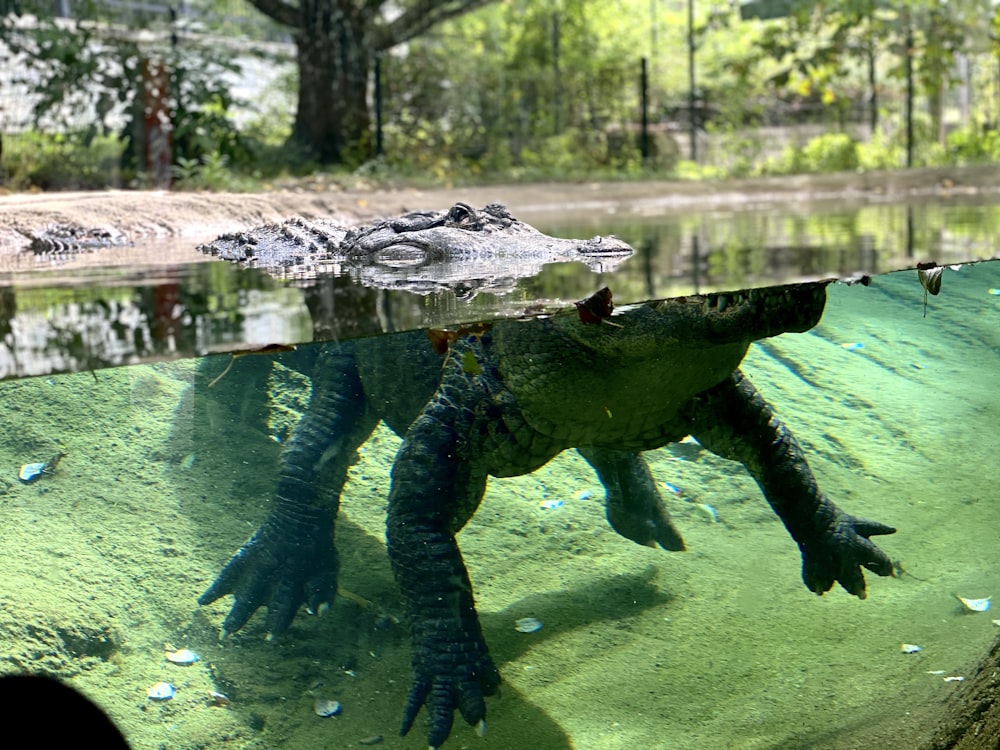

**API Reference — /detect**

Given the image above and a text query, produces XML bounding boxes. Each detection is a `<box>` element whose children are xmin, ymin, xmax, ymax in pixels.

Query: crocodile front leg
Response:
<box><xmin>387</xmin><ymin>401</ymin><xmax>499</xmax><ymax>749</ymax></box>
<box><xmin>199</xmin><ymin>342</ymin><xmax>379</xmax><ymax>636</ymax></box>
<box><xmin>684</xmin><ymin>369</ymin><xmax>896</xmax><ymax>598</ymax></box>
<box><xmin>578</xmin><ymin>446</ymin><xmax>686</xmax><ymax>551</ymax></box>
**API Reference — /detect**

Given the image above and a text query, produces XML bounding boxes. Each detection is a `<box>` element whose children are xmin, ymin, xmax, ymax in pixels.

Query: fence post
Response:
<box><xmin>905</xmin><ymin>12</ymin><xmax>914</xmax><ymax>168</ymax></box>
<box><xmin>640</xmin><ymin>57</ymin><xmax>649</xmax><ymax>162</ymax></box>
<box><xmin>687</xmin><ymin>0</ymin><xmax>697</xmax><ymax>162</ymax></box>
<box><xmin>374</xmin><ymin>54</ymin><xmax>383</xmax><ymax>157</ymax></box>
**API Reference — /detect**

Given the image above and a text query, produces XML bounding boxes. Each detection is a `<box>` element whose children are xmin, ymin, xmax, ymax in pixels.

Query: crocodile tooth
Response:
<box><xmin>717</xmin><ymin>294</ymin><xmax>728</xmax><ymax>313</ymax></box>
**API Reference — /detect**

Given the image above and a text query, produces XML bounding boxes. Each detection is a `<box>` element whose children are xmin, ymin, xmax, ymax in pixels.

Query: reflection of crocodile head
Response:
<box><xmin>201</xmin><ymin>203</ymin><xmax>634</xmax><ymax>296</ymax></box>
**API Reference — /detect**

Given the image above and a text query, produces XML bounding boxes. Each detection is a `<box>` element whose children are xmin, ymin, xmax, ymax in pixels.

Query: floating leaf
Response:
<box><xmin>575</xmin><ymin>287</ymin><xmax>614</xmax><ymax>325</ymax></box>
<box><xmin>427</xmin><ymin>322</ymin><xmax>492</xmax><ymax>355</ymax></box>
<box><xmin>427</xmin><ymin>329</ymin><xmax>458</xmax><ymax>355</ymax></box>
<box><xmin>916</xmin><ymin>263</ymin><xmax>944</xmax><ymax>318</ymax></box>
<box><xmin>917</xmin><ymin>263</ymin><xmax>943</xmax><ymax>296</ymax></box>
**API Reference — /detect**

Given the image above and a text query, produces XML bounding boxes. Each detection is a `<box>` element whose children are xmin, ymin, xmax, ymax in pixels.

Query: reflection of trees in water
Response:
<box><xmin>0</xmin><ymin>264</ymin><xmax>309</xmax><ymax>380</ymax></box>
<box><xmin>539</xmin><ymin>199</ymin><xmax>1000</xmax><ymax>297</ymax></box>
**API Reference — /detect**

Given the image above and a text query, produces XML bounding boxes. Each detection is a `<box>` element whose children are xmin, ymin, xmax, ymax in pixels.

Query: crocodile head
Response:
<box><xmin>638</xmin><ymin>281</ymin><xmax>828</xmax><ymax>345</ymax></box>
<box><xmin>493</xmin><ymin>281</ymin><xmax>828</xmax><ymax>448</ymax></box>
<box><xmin>204</xmin><ymin>203</ymin><xmax>634</xmax><ymax>296</ymax></box>
<box><xmin>341</xmin><ymin>202</ymin><xmax>634</xmax><ymax>268</ymax></box>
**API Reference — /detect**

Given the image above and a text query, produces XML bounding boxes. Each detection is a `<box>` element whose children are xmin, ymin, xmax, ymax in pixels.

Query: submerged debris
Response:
<box><xmin>207</xmin><ymin>344</ymin><xmax>297</xmax><ymax>388</ymax></box>
<box><xmin>694</xmin><ymin>502</ymin><xmax>720</xmax><ymax>524</ymax></box>
<box><xmin>314</xmin><ymin>697</ymin><xmax>342</xmax><ymax>717</ymax></box>
<box><xmin>165</xmin><ymin>648</ymin><xmax>199</xmax><ymax>666</ymax></box>
<box><xmin>514</xmin><ymin>617</ymin><xmax>543</xmax><ymax>633</ymax></box>
<box><xmin>146</xmin><ymin>682</ymin><xmax>175</xmax><ymax>701</ymax></box>
<box><xmin>18</xmin><ymin>463</ymin><xmax>46</xmax><ymax>483</ymax></box>
<box><xmin>955</xmin><ymin>594</ymin><xmax>991</xmax><ymax>612</ymax></box>
<box><xmin>18</xmin><ymin>452</ymin><xmax>65</xmax><ymax>483</ymax></box>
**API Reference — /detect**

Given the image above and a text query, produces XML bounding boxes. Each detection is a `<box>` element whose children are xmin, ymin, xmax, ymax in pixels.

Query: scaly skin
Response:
<box><xmin>198</xmin><ymin>335</ymin><xmax>685</xmax><ymax>637</ymax></box>
<box><xmin>385</xmin><ymin>281</ymin><xmax>896</xmax><ymax>748</ymax></box>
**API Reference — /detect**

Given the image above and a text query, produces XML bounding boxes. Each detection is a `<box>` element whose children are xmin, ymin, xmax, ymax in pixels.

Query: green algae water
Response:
<box><xmin>0</xmin><ymin>211</ymin><xmax>998</xmax><ymax>749</ymax></box>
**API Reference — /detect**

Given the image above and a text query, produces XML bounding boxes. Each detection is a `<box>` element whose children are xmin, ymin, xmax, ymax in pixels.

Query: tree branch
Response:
<box><xmin>374</xmin><ymin>0</ymin><xmax>495</xmax><ymax>50</ymax></box>
<box><xmin>247</xmin><ymin>0</ymin><xmax>300</xmax><ymax>30</ymax></box>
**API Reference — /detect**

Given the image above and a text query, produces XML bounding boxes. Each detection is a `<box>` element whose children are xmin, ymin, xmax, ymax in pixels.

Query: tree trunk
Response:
<box><xmin>248</xmin><ymin>0</ymin><xmax>495</xmax><ymax>166</ymax></box>
<box><xmin>290</xmin><ymin>2</ymin><xmax>373</xmax><ymax>164</ymax></box>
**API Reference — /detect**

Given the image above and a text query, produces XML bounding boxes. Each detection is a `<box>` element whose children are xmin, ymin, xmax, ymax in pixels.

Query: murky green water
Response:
<box><xmin>0</xmin><ymin>199</ymin><xmax>998</xmax><ymax>749</ymax></box>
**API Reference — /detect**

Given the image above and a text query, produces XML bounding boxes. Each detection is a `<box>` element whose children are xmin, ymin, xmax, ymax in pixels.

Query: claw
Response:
<box><xmin>476</xmin><ymin>719</ymin><xmax>486</xmax><ymax>737</ymax></box>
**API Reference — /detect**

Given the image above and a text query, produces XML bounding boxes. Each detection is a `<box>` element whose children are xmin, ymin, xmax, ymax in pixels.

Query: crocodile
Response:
<box><xmin>196</xmin><ymin>208</ymin><xmax>896</xmax><ymax>749</ymax></box>
<box><xmin>198</xmin><ymin>201</ymin><xmax>634</xmax><ymax>294</ymax></box>
<box><xmin>198</xmin><ymin>332</ymin><xmax>687</xmax><ymax>631</ymax></box>
<box><xmin>25</xmin><ymin>223</ymin><xmax>130</xmax><ymax>255</ymax></box>
<box><xmin>198</xmin><ymin>205</ymin><xmax>683</xmax><ymax>639</ymax></box>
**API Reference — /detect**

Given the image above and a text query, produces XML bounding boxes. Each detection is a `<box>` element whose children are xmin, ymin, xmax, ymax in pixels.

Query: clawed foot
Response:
<box><xmin>400</xmin><ymin>634</ymin><xmax>500</xmax><ymax>749</ymax></box>
<box><xmin>197</xmin><ymin>515</ymin><xmax>338</xmax><ymax>637</ymax></box>
<box><xmin>800</xmin><ymin>509</ymin><xmax>896</xmax><ymax>599</ymax></box>
<box><xmin>607</xmin><ymin>496</ymin><xmax>686</xmax><ymax>551</ymax></box>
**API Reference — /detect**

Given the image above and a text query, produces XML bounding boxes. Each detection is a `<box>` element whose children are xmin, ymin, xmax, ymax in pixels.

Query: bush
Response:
<box><xmin>945</xmin><ymin>126</ymin><xmax>1000</xmax><ymax>165</ymax></box>
<box><xmin>857</xmin><ymin>127</ymin><xmax>905</xmax><ymax>171</ymax></box>
<box><xmin>799</xmin><ymin>132</ymin><xmax>859</xmax><ymax>172</ymax></box>
<box><xmin>1</xmin><ymin>131</ymin><xmax>125</xmax><ymax>190</ymax></box>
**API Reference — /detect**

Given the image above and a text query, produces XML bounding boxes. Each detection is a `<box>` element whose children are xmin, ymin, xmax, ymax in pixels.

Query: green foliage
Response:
<box><xmin>0</xmin><ymin>7</ymin><xmax>251</xmax><ymax>185</ymax></box>
<box><xmin>757</xmin><ymin>133</ymin><xmax>859</xmax><ymax>176</ymax></box>
<box><xmin>1</xmin><ymin>132</ymin><xmax>125</xmax><ymax>190</ymax></box>
<box><xmin>944</xmin><ymin>126</ymin><xmax>1000</xmax><ymax>165</ymax></box>
<box><xmin>857</xmin><ymin>127</ymin><xmax>905</xmax><ymax>171</ymax></box>
<box><xmin>2</xmin><ymin>0</ymin><xmax>999</xmax><ymax>189</ymax></box>
<box><xmin>799</xmin><ymin>132</ymin><xmax>859</xmax><ymax>172</ymax></box>
<box><xmin>379</xmin><ymin>0</ymin><xmax>656</xmax><ymax>178</ymax></box>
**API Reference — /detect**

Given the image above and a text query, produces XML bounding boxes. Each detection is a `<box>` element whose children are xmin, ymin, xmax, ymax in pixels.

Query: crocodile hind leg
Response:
<box><xmin>199</xmin><ymin>341</ymin><xmax>380</xmax><ymax>637</ymax></box>
<box><xmin>577</xmin><ymin>446</ymin><xmax>686</xmax><ymax>551</ymax></box>
<box><xmin>684</xmin><ymin>369</ymin><xmax>896</xmax><ymax>598</ymax></box>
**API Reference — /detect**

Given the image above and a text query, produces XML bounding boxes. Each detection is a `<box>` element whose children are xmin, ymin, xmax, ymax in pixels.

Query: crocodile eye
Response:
<box><xmin>447</xmin><ymin>203</ymin><xmax>476</xmax><ymax>226</ymax></box>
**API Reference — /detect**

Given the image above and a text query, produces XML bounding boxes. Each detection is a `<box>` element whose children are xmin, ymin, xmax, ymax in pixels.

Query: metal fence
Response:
<box><xmin>2</xmin><ymin>0</ymin><xmax>997</xmax><ymax>188</ymax></box>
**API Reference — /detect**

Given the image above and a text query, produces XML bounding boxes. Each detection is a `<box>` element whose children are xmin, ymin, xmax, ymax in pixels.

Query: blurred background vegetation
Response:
<box><xmin>1</xmin><ymin>0</ymin><xmax>998</xmax><ymax>191</ymax></box>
